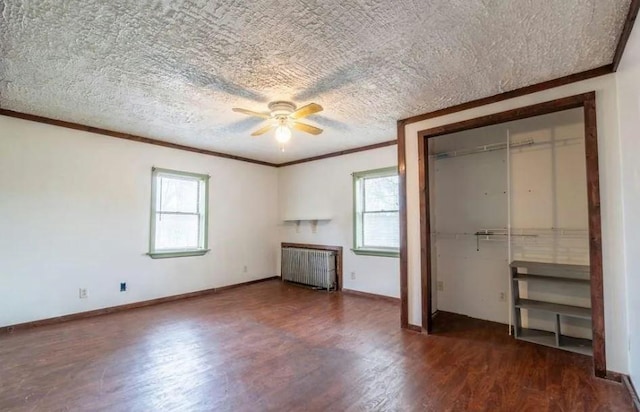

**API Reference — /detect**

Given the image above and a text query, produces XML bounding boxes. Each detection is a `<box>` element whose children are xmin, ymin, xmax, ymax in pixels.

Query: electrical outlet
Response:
<box><xmin>499</xmin><ymin>292</ymin><xmax>506</xmax><ymax>301</ymax></box>
<box><xmin>243</xmin><ymin>265</ymin><xmax>248</xmax><ymax>273</ymax></box>
<box><xmin>120</xmin><ymin>282</ymin><xmax>127</xmax><ymax>292</ymax></box>
<box><xmin>437</xmin><ymin>281</ymin><xmax>444</xmax><ymax>291</ymax></box>
<box><xmin>350</xmin><ymin>272</ymin><xmax>356</xmax><ymax>280</ymax></box>
<box><xmin>79</xmin><ymin>288</ymin><xmax>88</xmax><ymax>299</ymax></box>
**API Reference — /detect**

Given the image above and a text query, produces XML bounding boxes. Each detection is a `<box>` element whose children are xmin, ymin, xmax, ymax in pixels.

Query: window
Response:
<box><xmin>353</xmin><ymin>167</ymin><xmax>400</xmax><ymax>257</ymax></box>
<box><xmin>148</xmin><ymin>167</ymin><xmax>209</xmax><ymax>259</ymax></box>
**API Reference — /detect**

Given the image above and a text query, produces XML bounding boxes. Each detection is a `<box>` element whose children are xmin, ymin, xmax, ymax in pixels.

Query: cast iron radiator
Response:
<box><xmin>281</xmin><ymin>247</ymin><xmax>337</xmax><ymax>290</ymax></box>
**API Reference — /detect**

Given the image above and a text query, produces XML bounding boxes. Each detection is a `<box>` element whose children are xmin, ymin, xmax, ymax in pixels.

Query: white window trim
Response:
<box><xmin>148</xmin><ymin>167</ymin><xmax>210</xmax><ymax>259</ymax></box>
<box><xmin>352</xmin><ymin>166</ymin><xmax>400</xmax><ymax>258</ymax></box>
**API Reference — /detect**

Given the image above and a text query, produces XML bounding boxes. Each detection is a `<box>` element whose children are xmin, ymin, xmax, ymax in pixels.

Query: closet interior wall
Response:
<box><xmin>429</xmin><ymin>108</ymin><xmax>591</xmax><ymax>339</ymax></box>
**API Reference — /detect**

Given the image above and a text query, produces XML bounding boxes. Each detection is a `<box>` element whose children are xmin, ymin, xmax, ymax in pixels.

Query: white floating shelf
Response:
<box><xmin>283</xmin><ymin>217</ymin><xmax>332</xmax><ymax>222</ymax></box>
<box><xmin>282</xmin><ymin>218</ymin><xmax>332</xmax><ymax>233</ymax></box>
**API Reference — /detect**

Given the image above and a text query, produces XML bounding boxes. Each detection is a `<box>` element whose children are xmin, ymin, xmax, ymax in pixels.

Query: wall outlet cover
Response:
<box><xmin>120</xmin><ymin>282</ymin><xmax>127</xmax><ymax>292</ymax></box>
<box><xmin>79</xmin><ymin>288</ymin><xmax>88</xmax><ymax>299</ymax></box>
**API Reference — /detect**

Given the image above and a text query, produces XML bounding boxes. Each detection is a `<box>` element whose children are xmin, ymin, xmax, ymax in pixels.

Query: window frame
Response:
<box><xmin>148</xmin><ymin>167</ymin><xmax>210</xmax><ymax>259</ymax></box>
<box><xmin>352</xmin><ymin>166</ymin><xmax>400</xmax><ymax>258</ymax></box>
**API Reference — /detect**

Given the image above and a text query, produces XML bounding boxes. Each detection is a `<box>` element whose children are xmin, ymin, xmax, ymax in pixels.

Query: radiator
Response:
<box><xmin>281</xmin><ymin>247</ymin><xmax>337</xmax><ymax>290</ymax></box>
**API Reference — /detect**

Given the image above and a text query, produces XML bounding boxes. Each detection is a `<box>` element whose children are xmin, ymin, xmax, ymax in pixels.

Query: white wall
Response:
<box><xmin>403</xmin><ymin>74</ymin><xmax>629</xmax><ymax>373</ymax></box>
<box><xmin>278</xmin><ymin>146</ymin><xmax>400</xmax><ymax>298</ymax></box>
<box><xmin>616</xmin><ymin>23</ymin><xmax>640</xmax><ymax>386</ymax></box>
<box><xmin>432</xmin><ymin>138</ymin><xmax>509</xmax><ymax>323</ymax></box>
<box><xmin>0</xmin><ymin>115</ymin><xmax>279</xmax><ymax>327</ymax></box>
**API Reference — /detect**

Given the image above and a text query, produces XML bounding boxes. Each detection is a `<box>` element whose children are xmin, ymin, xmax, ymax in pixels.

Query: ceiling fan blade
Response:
<box><xmin>232</xmin><ymin>108</ymin><xmax>271</xmax><ymax>119</ymax></box>
<box><xmin>293</xmin><ymin>122</ymin><xmax>323</xmax><ymax>135</ymax></box>
<box><xmin>290</xmin><ymin>103</ymin><xmax>323</xmax><ymax>119</ymax></box>
<box><xmin>251</xmin><ymin>124</ymin><xmax>275</xmax><ymax>136</ymax></box>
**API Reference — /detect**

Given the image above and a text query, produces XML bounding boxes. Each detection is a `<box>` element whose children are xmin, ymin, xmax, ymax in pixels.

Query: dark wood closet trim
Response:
<box><xmin>397</xmin><ymin>122</ymin><xmax>409</xmax><ymax>329</ymax></box>
<box><xmin>398</xmin><ymin>65</ymin><xmax>612</xmax><ymax>126</ymax></box>
<box><xmin>583</xmin><ymin>96</ymin><xmax>607</xmax><ymax>377</ymax></box>
<box><xmin>416</xmin><ymin>92</ymin><xmax>594</xmax><ymax>138</ymax></box>
<box><xmin>396</xmin><ymin>72</ymin><xmax>612</xmax><ymax>335</ymax></box>
<box><xmin>0</xmin><ymin>109</ymin><xmax>278</xmax><ymax>167</ymax></box>
<box><xmin>281</xmin><ymin>242</ymin><xmax>343</xmax><ymax>290</ymax></box>
<box><xmin>277</xmin><ymin>140</ymin><xmax>397</xmax><ymax>167</ymax></box>
<box><xmin>396</xmin><ymin>0</ymin><xmax>640</xmax><ymax>335</ymax></box>
<box><xmin>416</xmin><ymin>92</ymin><xmax>607</xmax><ymax>378</ymax></box>
<box><xmin>417</xmin><ymin>133</ymin><xmax>431</xmax><ymax>332</ymax></box>
<box><xmin>0</xmin><ymin>276</ymin><xmax>279</xmax><ymax>334</ymax></box>
<box><xmin>613</xmin><ymin>0</ymin><xmax>640</xmax><ymax>71</ymax></box>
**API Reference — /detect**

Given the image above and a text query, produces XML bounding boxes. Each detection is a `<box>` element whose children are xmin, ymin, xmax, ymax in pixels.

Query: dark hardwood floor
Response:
<box><xmin>0</xmin><ymin>279</ymin><xmax>632</xmax><ymax>411</ymax></box>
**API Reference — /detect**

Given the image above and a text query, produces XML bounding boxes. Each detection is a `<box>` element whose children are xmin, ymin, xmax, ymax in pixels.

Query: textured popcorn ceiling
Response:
<box><xmin>0</xmin><ymin>0</ymin><xmax>631</xmax><ymax>163</ymax></box>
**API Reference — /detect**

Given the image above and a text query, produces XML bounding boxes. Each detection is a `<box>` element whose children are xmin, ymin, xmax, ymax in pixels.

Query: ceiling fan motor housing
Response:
<box><xmin>268</xmin><ymin>101</ymin><xmax>297</xmax><ymax>118</ymax></box>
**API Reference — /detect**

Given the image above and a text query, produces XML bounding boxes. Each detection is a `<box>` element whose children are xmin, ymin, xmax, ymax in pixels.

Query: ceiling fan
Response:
<box><xmin>232</xmin><ymin>101</ymin><xmax>323</xmax><ymax>147</ymax></box>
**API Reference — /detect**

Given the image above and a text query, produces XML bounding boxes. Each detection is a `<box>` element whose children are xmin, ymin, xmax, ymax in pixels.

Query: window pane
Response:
<box><xmin>155</xmin><ymin>214</ymin><xmax>200</xmax><ymax>250</ymax></box>
<box><xmin>363</xmin><ymin>212</ymin><xmax>399</xmax><ymax>248</ymax></box>
<box><xmin>364</xmin><ymin>176</ymin><xmax>398</xmax><ymax>212</ymax></box>
<box><xmin>159</xmin><ymin>176</ymin><xmax>199</xmax><ymax>213</ymax></box>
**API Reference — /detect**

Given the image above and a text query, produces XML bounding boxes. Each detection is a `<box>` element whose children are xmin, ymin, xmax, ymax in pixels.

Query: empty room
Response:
<box><xmin>1</xmin><ymin>1</ymin><xmax>640</xmax><ymax>411</ymax></box>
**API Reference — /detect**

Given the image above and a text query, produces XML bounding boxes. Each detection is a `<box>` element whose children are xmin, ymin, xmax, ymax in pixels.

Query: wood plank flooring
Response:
<box><xmin>0</xmin><ymin>279</ymin><xmax>633</xmax><ymax>411</ymax></box>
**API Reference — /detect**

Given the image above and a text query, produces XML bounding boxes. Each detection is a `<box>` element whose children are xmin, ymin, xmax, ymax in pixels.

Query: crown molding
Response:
<box><xmin>276</xmin><ymin>140</ymin><xmax>397</xmax><ymax>167</ymax></box>
<box><xmin>397</xmin><ymin>65</ymin><xmax>613</xmax><ymax>127</ymax></box>
<box><xmin>0</xmin><ymin>108</ymin><xmax>278</xmax><ymax>167</ymax></box>
<box><xmin>613</xmin><ymin>0</ymin><xmax>640</xmax><ymax>71</ymax></box>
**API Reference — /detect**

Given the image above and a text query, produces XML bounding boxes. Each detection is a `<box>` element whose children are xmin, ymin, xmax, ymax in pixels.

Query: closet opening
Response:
<box><xmin>417</xmin><ymin>93</ymin><xmax>606</xmax><ymax>377</ymax></box>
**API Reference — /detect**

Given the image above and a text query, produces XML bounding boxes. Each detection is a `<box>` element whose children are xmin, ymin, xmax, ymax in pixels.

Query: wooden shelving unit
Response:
<box><xmin>510</xmin><ymin>260</ymin><xmax>592</xmax><ymax>356</ymax></box>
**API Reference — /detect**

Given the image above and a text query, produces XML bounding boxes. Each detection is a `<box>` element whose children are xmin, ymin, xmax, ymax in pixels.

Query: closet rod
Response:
<box><xmin>431</xmin><ymin>135</ymin><xmax>582</xmax><ymax>160</ymax></box>
<box><xmin>431</xmin><ymin>138</ymin><xmax>533</xmax><ymax>159</ymax></box>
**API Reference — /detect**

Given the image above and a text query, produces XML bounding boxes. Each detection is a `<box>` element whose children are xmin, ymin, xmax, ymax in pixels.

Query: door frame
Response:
<box><xmin>416</xmin><ymin>92</ymin><xmax>607</xmax><ymax>377</ymax></box>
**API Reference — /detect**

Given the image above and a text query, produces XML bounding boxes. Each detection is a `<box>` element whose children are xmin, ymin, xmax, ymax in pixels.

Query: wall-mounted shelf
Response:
<box><xmin>283</xmin><ymin>218</ymin><xmax>332</xmax><ymax>233</ymax></box>
<box><xmin>510</xmin><ymin>260</ymin><xmax>592</xmax><ymax>356</ymax></box>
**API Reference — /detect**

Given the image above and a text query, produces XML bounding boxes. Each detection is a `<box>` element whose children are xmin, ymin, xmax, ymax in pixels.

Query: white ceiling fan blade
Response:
<box><xmin>290</xmin><ymin>103</ymin><xmax>323</xmax><ymax>120</ymax></box>
<box><xmin>232</xmin><ymin>108</ymin><xmax>271</xmax><ymax>119</ymax></box>
<box><xmin>251</xmin><ymin>124</ymin><xmax>275</xmax><ymax>136</ymax></box>
<box><xmin>292</xmin><ymin>122</ymin><xmax>323</xmax><ymax>135</ymax></box>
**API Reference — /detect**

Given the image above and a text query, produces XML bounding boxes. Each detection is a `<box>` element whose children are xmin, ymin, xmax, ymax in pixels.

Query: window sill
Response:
<box><xmin>147</xmin><ymin>249</ymin><xmax>210</xmax><ymax>259</ymax></box>
<box><xmin>351</xmin><ymin>248</ymin><xmax>399</xmax><ymax>258</ymax></box>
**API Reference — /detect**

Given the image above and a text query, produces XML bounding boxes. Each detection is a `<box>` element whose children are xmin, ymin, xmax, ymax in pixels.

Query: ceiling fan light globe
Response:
<box><xmin>275</xmin><ymin>125</ymin><xmax>292</xmax><ymax>143</ymax></box>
